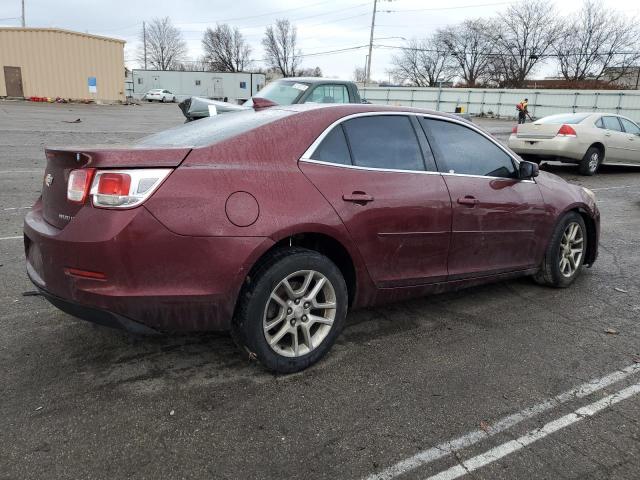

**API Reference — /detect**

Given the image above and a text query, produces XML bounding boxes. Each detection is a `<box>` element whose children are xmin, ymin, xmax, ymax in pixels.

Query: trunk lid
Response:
<box><xmin>516</xmin><ymin>123</ymin><xmax>562</xmax><ymax>139</ymax></box>
<box><xmin>41</xmin><ymin>146</ymin><xmax>190</xmax><ymax>229</ymax></box>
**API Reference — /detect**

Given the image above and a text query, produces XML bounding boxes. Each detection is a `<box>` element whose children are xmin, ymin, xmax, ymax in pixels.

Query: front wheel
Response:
<box><xmin>579</xmin><ymin>146</ymin><xmax>601</xmax><ymax>175</ymax></box>
<box><xmin>233</xmin><ymin>248</ymin><xmax>348</xmax><ymax>373</ymax></box>
<box><xmin>534</xmin><ymin>212</ymin><xmax>587</xmax><ymax>288</ymax></box>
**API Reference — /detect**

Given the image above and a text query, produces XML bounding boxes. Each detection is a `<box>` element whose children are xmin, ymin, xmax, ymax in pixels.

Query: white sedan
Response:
<box><xmin>144</xmin><ymin>89</ymin><xmax>175</xmax><ymax>103</ymax></box>
<box><xmin>508</xmin><ymin>112</ymin><xmax>640</xmax><ymax>175</ymax></box>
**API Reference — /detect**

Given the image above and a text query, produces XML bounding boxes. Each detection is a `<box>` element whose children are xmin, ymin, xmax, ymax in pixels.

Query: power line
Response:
<box><xmin>382</xmin><ymin>1</ymin><xmax>513</xmax><ymax>13</ymax></box>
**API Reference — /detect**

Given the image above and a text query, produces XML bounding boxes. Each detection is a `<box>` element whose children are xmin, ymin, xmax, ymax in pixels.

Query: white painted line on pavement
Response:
<box><xmin>3</xmin><ymin>206</ymin><xmax>31</xmax><ymax>211</ymax></box>
<box><xmin>365</xmin><ymin>363</ymin><xmax>640</xmax><ymax>480</ymax></box>
<box><xmin>0</xmin><ymin>235</ymin><xmax>22</xmax><ymax>241</ymax></box>
<box><xmin>426</xmin><ymin>382</ymin><xmax>640</xmax><ymax>480</ymax></box>
<box><xmin>591</xmin><ymin>185</ymin><xmax>638</xmax><ymax>192</ymax></box>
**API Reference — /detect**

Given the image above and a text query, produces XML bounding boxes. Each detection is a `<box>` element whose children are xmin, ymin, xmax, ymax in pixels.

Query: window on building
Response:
<box><xmin>195</xmin><ymin>80</ymin><xmax>201</xmax><ymax>86</ymax></box>
<box><xmin>137</xmin><ymin>78</ymin><xmax>143</xmax><ymax>84</ymax></box>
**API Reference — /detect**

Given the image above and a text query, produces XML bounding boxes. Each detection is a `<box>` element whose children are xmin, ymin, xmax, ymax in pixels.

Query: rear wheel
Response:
<box><xmin>579</xmin><ymin>146</ymin><xmax>601</xmax><ymax>175</ymax></box>
<box><xmin>233</xmin><ymin>248</ymin><xmax>348</xmax><ymax>373</ymax></box>
<box><xmin>534</xmin><ymin>212</ymin><xmax>587</xmax><ymax>288</ymax></box>
<box><xmin>161</xmin><ymin>96</ymin><xmax>166</xmax><ymax>103</ymax></box>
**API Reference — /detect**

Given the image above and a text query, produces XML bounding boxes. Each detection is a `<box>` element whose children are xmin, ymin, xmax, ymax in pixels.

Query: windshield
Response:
<box><xmin>244</xmin><ymin>80</ymin><xmax>310</xmax><ymax>107</ymax></box>
<box><xmin>137</xmin><ymin>108</ymin><xmax>294</xmax><ymax>148</ymax></box>
<box><xmin>537</xmin><ymin>113</ymin><xmax>591</xmax><ymax>125</ymax></box>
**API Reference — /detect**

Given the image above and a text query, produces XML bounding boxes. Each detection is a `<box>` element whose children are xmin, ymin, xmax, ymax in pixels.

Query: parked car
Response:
<box><xmin>508</xmin><ymin>112</ymin><xmax>640</xmax><ymax>175</ymax></box>
<box><xmin>180</xmin><ymin>77</ymin><xmax>365</xmax><ymax>121</ymax></box>
<box><xmin>144</xmin><ymin>89</ymin><xmax>176</xmax><ymax>103</ymax></box>
<box><xmin>24</xmin><ymin>104</ymin><xmax>599</xmax><ymax>373</ymax></box>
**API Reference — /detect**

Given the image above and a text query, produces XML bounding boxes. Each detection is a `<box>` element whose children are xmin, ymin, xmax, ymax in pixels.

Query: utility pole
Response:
<box><xmin>143</xmin><ymin>21</ymin><xmax>147</xmax><ymax>70</ymax></box>
<box><xmin>365</xmin><ymin>0</ymin><xmax>377</xmax><ymax>86</ymax></box>
<box><xmin>21</xmin><ymin>0</ymin><xmax>25</xmax><ymax>27</ymax></box>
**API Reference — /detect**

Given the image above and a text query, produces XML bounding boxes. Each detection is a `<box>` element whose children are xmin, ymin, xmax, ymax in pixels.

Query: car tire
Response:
<box><xmin>233</xmin><ymin>247</ymin><xmax>348</xmax><ymax>374</ymax></box>
<box><xmin>161</xmin><ymin>96</ymin><xmax>166</xmax><ymax>103</ymax></box>
<box><xmin>579</xmin><ymin>146</ymin><xmax>602</xmax><ymax>176</ymax></box>
<box><xmin>533</xmin><ymin>211</ymin><xmax>587</xmax><ymax>288</ymax></box>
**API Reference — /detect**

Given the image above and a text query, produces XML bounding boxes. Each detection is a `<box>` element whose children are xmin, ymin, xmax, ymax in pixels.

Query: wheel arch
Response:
<box><xmin>556</xmin><ymin>205</ymin><xmax>598</xmax><ymax>267</ymax></box>
<box><xmin>588</xmin><ymin>141</ymin><xmax>605</xmax><ymax>159</ymax></box>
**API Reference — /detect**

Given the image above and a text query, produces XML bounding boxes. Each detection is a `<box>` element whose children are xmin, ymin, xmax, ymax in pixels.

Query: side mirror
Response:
<box><xmin>519</xmin><ymin>160</ymin><xmax>539</xmax><ymax>179</ymax></box>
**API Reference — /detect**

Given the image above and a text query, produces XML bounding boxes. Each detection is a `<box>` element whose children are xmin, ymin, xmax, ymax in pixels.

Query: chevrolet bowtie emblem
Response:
<box><xmin>45</xmin><ymin>173</ymin><xmax>53</xmax><ymax>187</ymax></box>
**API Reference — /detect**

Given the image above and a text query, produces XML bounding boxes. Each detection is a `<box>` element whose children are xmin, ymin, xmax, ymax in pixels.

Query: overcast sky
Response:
<box><xmin>2</xmin><ymin>0</ymin><xmax>639</xmax><ymax>80</ymax></box>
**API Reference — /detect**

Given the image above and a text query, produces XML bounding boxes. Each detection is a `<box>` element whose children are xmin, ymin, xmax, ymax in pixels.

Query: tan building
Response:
<box><xmin>0</xmin><ymin>27</ymin><xmax>125</xmax><ymax>102</ymax></box>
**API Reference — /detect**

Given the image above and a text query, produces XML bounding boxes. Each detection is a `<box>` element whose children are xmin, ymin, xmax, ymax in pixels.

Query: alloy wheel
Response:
<box><xmin>263</xmin><ymin>270</ymin><xmax>337</xmax><ymax>357</ymax></box>
<box><xmin>588</xmin><ymin>151</ymin><xmax>599</xmax><ymax>172</ymax></box>
<box><xmin>558</xmin><ymin>222</ymin><xmax>584</xmax><ymax>277</ymax></box>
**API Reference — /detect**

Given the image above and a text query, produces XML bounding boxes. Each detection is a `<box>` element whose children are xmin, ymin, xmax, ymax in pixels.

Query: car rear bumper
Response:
<box><xmin>508</xmin><ymin>136</ymin><xmax>585</xmax><ymax>161</ymax></box>
<box><xmin>24</xmin><ymin>200</ymin><xmax>272</xmax><ymax>332</ymax></box>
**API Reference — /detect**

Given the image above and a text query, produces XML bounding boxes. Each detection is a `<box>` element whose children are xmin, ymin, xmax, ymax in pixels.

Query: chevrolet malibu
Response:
<box><xmin>508</xmin><ymin>112</ymin><xmax>640</xmax><ymax>175</ymax></box>
<box><xmin>24</xmin><ymin>104</ymin><xmax>600</xmax><ymax>373</ymax></box>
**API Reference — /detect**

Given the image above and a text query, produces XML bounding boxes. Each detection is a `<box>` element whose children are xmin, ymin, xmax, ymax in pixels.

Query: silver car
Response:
<box><xmin>508</xmin><ymin>112</ymin><xmax>640</xmax><ymax>175</ymax></box>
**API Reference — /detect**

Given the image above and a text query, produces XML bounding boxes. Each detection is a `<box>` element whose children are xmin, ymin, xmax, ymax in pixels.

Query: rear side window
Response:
<box><xmin>306</xmin><ymin>85</ymin><xmax>350</xmax><ymax>104</ymax></box>
<box><xmin>342</xmin><ymin>115</ymin><xmax>424</xmax><ymax>171</ymax></box>
<box><xmin>421</xmin><ymin>118</ymin><xmax>516</xmax><ymax>178</ymax></box>
<box><xmin>602</xmin><ymin>116</ymin><xmax>622</xmax><ymax>132</ymax></box>
<box><xmin>312</xmin><ymin>125</ymin><xmax>351</xmax><ymax>165</ymax></box>
<box><xmin>137</xmin><ymin>109</ymin><xmax>294</xmax><ymax>147</ymax></box>
<box><xmin>620</xmin><ymin>118</ymin><xmax>640</xmax><ymax>135</ymax></box>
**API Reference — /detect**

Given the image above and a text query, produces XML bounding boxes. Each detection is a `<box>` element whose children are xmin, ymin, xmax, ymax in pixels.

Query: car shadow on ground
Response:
<box><xmin>20</xmin><ymin>276</ymin><xmax>551</xmax><ymax>390</ymax></box>
<box><xmin>541</xmin><ymin>162</ymin><xmax>640</xmax><ymax>176</ymax></box>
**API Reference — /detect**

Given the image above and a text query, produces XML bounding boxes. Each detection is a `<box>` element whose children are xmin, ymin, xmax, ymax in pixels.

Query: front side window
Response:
<box><xmin>341</xmin><ymin>116</ymin><xmax>425</xmax><ymax>171</ymax></box>
<box><xmin>421</xmin><ymin>118</ymin><xmax>516</xmax><ymax>178</ymax></box>
<box><xmin>306</xmin><ymin>85</ymin><xmax>349</xmax><ymax>104</ymax></box>
<box><xmin>312</xmin><ymin>125</ymin><xmax>351</xmax><ymax>165</ymax></box>
<box><xmin>602</xmin><ymin>116</ymin><xmax>622</xmax><ymax>132</ymax></box>
<box><xmin>620</xmin><ymin>118</ymin><xmax>640</xmax><ymax>135</ymax></box>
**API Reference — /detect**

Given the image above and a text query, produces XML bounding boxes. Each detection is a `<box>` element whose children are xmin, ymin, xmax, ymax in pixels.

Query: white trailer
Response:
<box><xmin>131</xmin><ymin>70</ymin><xmax>266</xmax><ymax>104</ymax></box>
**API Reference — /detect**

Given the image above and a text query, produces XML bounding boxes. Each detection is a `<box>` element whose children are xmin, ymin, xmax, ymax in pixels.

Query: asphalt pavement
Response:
<box><xmin>1</xmin><ymin>100</ymin><xmax>639</xmax><ymax>480</ymax></box>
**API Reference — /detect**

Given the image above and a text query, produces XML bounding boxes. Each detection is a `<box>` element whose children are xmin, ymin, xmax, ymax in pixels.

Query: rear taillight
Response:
<box><xmin>67</xmin><ymin>168</ymin><xmax>95</xmax><ymax>203</ymax></box>
<box><xmin>511</xmin><ymin>126</ymin><xmax>518</xmax><ymax>134</ymax></box>
<box><xmin>90</xmin><ymin>169</ymin><xmax>172</xmax><ymax>208</ymax></box>
<box><xmin>557</xmin><ymin>124</ymin><xmax>577</xmax><ymax>137</ymax></box>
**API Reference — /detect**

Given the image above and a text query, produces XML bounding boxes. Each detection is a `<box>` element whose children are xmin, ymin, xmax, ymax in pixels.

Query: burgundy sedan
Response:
<box><xmin>24</xmin><ymin>104</ymin><xmax>599</xmax><ymax>373</ymax></box>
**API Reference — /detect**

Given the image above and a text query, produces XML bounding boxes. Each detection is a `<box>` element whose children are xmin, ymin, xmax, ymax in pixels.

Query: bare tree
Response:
<box><xmin>137</xmin><ymin>17</ymin><xmax>187</xmax><ymax>70</ymax></box>
<box><xmin>353</xmin><ymin>66</ymin><xmax>367</xmax><ymax>83</ymax></box>
<box><xmin>179</xmin><ymin>56</ymin><xmax>208</xmax><ymax>72</ymax></box>
<box><xmin>297</xmin><ymin>66</ymin><xmax>322</xmax><ymax>77</ymax></box>
<box><xmin>262</xmin><ymin>19</ymin><xmax>301</xmax><ymax>77</ymax></box>
<box><xmin>488</xmin><ymin>0</ymin><xmax>564</xmax><ymax>87</ymax></box>
<box><xmin>202</xmin><ymin>24</ymin><xmax>252</xmax><ymax>72</ymax></box>
<box><xmin>438</xmin><ymin>19</ymin><xmax>492</xmax><ymax>87</ymax></box>
<box><xmin>555</xmin><ymin>0</ymin><xmax>640</xmax><ymax>83</ymax></box>
<box><xmin>390</xmin><ymin>36</ymin><xmax>455</xmax><ymax>87</ymax></box>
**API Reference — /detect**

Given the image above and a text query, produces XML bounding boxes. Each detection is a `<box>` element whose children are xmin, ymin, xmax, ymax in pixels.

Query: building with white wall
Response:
<box><xmin>130</xmin><ymin>70</ymin><xmax>266</xmax><ymax>104</ymax></box>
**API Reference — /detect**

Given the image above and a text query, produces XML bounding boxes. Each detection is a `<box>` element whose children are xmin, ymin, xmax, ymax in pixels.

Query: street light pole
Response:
<box><xmin>365</xmin><ymin>0</ymin><xmax>377</xmax><ymax>86</ymax></box>
<box><xmin>21</xmin><ymin>0</ymin><xmax>25</xmax><ymax>27</ymax></box>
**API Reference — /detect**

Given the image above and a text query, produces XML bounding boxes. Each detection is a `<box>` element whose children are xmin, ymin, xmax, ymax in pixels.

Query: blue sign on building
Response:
<box><xmin>240</xmin><ymin>81</ymin><xmax>247</xmax><ymax>89</ymax></box>
<box><xmin>88</xmin><ymin>77</ymin><xmax>97</xmax><ymax>93</ymax></box>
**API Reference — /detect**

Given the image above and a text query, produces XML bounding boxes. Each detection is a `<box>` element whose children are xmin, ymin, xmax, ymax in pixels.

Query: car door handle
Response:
<box><xmin>342</xmin><ymin>192</ymin><xmax>374</xmax><ymax>204</ymax></box>
<box><xmin>457</xmin><ymin>196</ymin><xmax>479</xmax><ymax>206</ymax></box>
<box><xmin>604</xmin><ymin>132</ymin><xmax>612</xmax><ymax>137</ymax></box>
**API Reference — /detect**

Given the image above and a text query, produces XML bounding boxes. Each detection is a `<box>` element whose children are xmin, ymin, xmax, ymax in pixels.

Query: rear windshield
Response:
<box><xmin>537</xmin><ymin>113</ymin><xmax>591</xmax><ymax>125</ymax></box>
<box><xmin>244</xmin><ymin>81</ymin><xmax>310</xmax><ymax>107</ymax></box>
<box><xmin>137</xmin><ymin>108</ymin><xmax>294</xmax><ymax>147</ymax></box>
